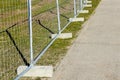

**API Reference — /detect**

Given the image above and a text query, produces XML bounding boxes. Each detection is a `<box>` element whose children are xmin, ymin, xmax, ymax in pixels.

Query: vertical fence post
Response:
<box><xmin>74</xmin><ymin>0</ymin><xmax>77</xmax><ymax>18</ymax></box>
<box><xmin>56</xmin><ymin>0</ymin><xmax>61</xmax><ymax>34</ymax></box>
<box><xmin>69</xmin><ymin>0</ymin><xmax>84</xmax><ymax>22</ymax></box>
<box><xmin>84</xmin><ymin>0</ymin><xmax>88</xmax><ymax>5</ymax></box>
<box><xmin>79</xmin><ymin>0</ymin><xmax>83</xmax><ymax>11</ymax></box>
<box><xmin>28</xmin><ymin>0</ymin><xmax>33</xmax><ymax>65</ymax></box>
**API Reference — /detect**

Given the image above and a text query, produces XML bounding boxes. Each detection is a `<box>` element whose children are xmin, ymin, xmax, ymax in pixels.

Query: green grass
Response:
<box><xmin>0</xmin><ymin>0</ymin><xmax>70</xmax><ymax>32</ymax></box>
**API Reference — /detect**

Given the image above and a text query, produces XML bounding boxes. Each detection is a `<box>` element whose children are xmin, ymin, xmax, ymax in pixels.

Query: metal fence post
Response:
<box><xmin>56</xmin><ymin>0</ymin><xmax>61</xmax><ymax>34</ymax></box>
<box><xmin>74</xmin><ymin>0</ymin><xmax>77</xmax><ymax>18</ymax></box>
<box><xmin>15</xmin><ymin>1</ymin><xmax>34</xmax><ymax>80</ymax></box>
<box><xmin>28</xmin><ymin>0</ymin><xmax>34</xmax><ymax>65</ymax></box>
<box><xmin>79</xmin><ymin>0</ymin><xmax>83</xmax><ymax>11</ymax></box>
<box><xmin>84</xmin><ymin>0</ymin><xmax>88</xmax><ymax>5</ymax></box>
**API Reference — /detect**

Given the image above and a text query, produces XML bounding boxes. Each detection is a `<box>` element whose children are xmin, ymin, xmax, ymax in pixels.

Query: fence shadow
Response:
<box><xmin>50</xmin><ymin>10</ymin><xmax>69</xmax><ymax>20</ymax></box>
<box><xmin>35</xmin><ymin>19</ymin><xmax>55</xmax><ymax>34</ymax></box>
<box><xmin>6</xmin><ymin>30</ymin><xmax>30</xmax><ymax>66</ymax></box>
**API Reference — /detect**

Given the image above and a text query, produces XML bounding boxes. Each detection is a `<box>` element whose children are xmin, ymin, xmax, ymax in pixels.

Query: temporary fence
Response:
<box><xmin>0</xmin><ymin>0</ymin><xmax>92</xmax><ymax>80</ymax></box>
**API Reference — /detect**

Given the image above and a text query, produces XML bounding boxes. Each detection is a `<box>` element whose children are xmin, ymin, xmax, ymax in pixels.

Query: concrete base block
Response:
<box><xmin>51</xmin><ymin>33</ymin><xmax>72</xmax><ymax>39</ymax></box>
<box><xmin>69</xmin><ymin>18</ymin><xmax>84</xmax><ymax>22</ymax></box>
<box><xmin>17</xmin><ymin>66</ymin><xmax>53</xmax><ymax>78</ymax></box>
<box><xmin>77</xmin><ymin>10</ymin><xmax>89</xmax><ymax>13</ymax></box>
<box><xmin>84</xmin><ymin>4</ymin><xmax>92</xmax><ymax>7</ymax></box>
<box><xmin>84</xmin><ymin>1</ymin><xmax>92</xmax><ymax>4</ymax></box>
<box><xmin>87</xmin><ymin>1</ymin><xmax>92</xmax><ymax>3</ymax></box>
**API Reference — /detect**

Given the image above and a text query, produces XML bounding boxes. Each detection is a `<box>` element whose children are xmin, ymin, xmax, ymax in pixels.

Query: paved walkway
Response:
<box><xmin>50</xmin><ymin>0</ymin><xmax>120</xmax><ymax>80</ymax></box>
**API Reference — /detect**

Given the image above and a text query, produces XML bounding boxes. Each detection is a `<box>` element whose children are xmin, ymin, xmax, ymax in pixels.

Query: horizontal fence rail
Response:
<box><xmin>0</xmin><ymin>0</ymin><xmax>91</xmax><ymax>80</ymax></box>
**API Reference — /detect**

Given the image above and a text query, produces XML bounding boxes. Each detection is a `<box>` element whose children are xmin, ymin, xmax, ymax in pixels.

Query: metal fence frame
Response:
<box><xmin>0</xmin><ymin>0</ymin><xmax>89</xmax><ymax>80</ymax></box>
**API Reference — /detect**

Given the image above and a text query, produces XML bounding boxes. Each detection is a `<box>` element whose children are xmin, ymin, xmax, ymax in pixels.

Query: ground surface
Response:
<box><xmin>49</xmin><ymin>0</ymin><xmax>120</xmax><ymax>80</ymax></box>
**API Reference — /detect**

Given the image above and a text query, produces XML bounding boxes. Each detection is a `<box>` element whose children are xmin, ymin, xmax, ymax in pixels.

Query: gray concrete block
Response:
<box><xmin>84</xmin><ymin>1</ymin><xmax>92</xmax><ymax>4</ymax></box>
<box><xmin>51</xmin><ymin>33</ymin><xmax>72</xmax><ymax>39</ymax></box>
<box><xmin>84</xmin><ymin>4</ymin><xmax>92</xmax><ymax>7</ymax></box>
<box><xmin>17</xmin><ymin>66</ymin><xmax>53</xmax><ymax>78</ymax></box>
<box><xmin>69</xmin><ymin>18</ymin><xmax>84</xmax><ymax>22</ymax></box>
<box><xmin>77</xmin><ymin>10</ymin><xmax>89</xmax><ymax>13</ymax></box>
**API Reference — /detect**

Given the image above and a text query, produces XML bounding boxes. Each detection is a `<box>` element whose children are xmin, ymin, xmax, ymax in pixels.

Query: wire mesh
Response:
<box><xmin>0</xmin><ymin>0</ymin><xmax>88</xmax><ymax>79</ymax></box>
<box><xmin>31</xmin><ymin>0</ymin><xmax>58</xmax><ymax>60</ymax></box>
<box><xmin>31</xmin><ymin>0</ymin><xmax>76</xmax><ymax>62</ymax></box>
<box><xmin>59</xmin><ymin>0</ymin><xmax>74</xmax><ymax>29</ymax></box>
<box><xmin>0</xmin><ymin>0</ymin><xmax>30</xmax><ymax>80</ymax></box>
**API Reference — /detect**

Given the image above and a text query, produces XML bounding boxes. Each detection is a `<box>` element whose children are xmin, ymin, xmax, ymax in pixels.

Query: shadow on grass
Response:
<box><xmin>6</xmin><ymin>30</ymin><xmax>30</xmax><ymax>66</ymax></box>
<box><xmin>49</xmin><ymin>10</ymin><xmax>69</xmax><ymax>20</ymax></box>
<box><xmin>35</xmin><ymin>19</ymin><xmax>55</xmax><ymax>34</ymax></box>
